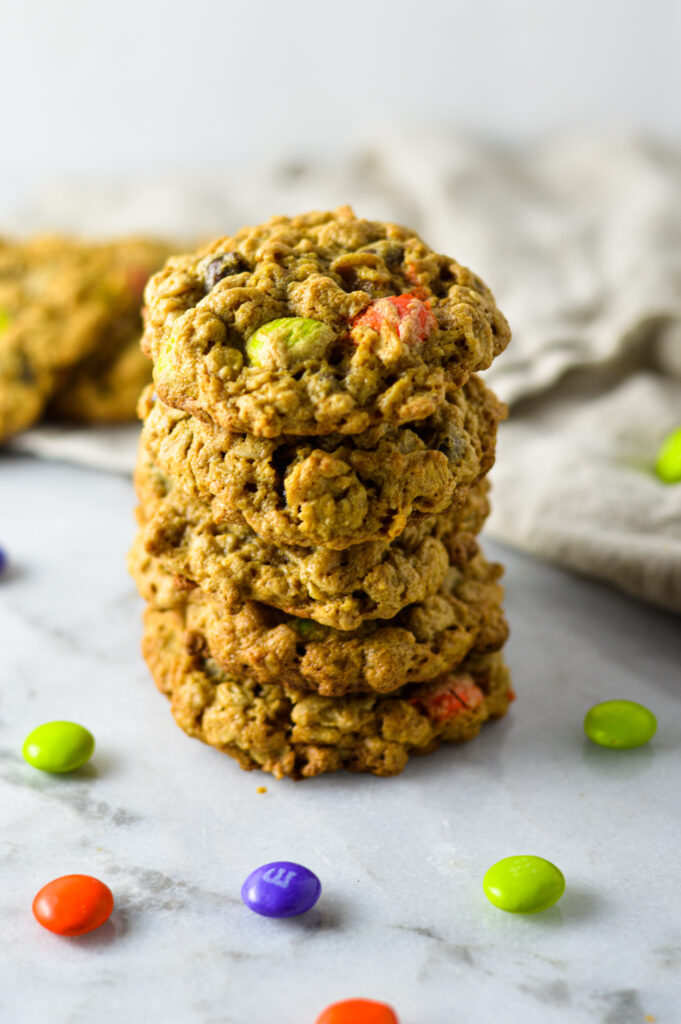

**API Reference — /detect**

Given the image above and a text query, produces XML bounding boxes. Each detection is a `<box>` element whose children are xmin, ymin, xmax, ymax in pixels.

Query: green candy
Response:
<box><xmin>291</xmin><ymin>618</ymin><xmax>325</xmax><ymax>641</ymax></box>
<box><xmin>155</xmin><ymin>332</ymin><xmax>178</xmax><ymax>378</ymax></box>
<box><xmin>22</xmin><ymin>721</ymin><xmax>95</xmax><ymax>773</ymax></box>
<box><xmin>246</xmin><ymin>317</ymin><xmax>334</xmax><ymax>369</ymax></box>
<box><xmin>656</xmin><ymin>426</ymin><xmax>681</xmax><ymax>484</ymax></box>
<box><xmin>483</xmin><ymin>855</ymin><xmax>565</xmax><ymax>914</ymax></box>
<box><xmin>584</xmin><ymin>699</ymin><xmax>657</xmax><ymax>749</ymax></box>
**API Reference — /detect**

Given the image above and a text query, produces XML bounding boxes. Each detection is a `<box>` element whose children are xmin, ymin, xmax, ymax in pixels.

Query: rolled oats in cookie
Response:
<box><xmin>141</xmin><ymin>604</ymin><xmax>512</xmax><ymax>779</ymax></box>
<box><xmin>129</xmin><ymin>537</ymin><xmax>508</xmax><ymax>697</ymax></box>
<box><xmin>0</xmin><ymin>235</ymin><xmax>171</xmax><ymax>440</ymax></box>
<box><xmin>139</xmin><ymin>374</ymin><xmax>504</xmax><ymax>549</ymax></box>
<box><xmin>142</xmin><ymin>207</ymin><xmax>510</xmax><ymax>437</ymax></box>
<box><xmin>135</xmin><ymin>451</ymin><xmax>491</xmax><ymax>630</ymax></box>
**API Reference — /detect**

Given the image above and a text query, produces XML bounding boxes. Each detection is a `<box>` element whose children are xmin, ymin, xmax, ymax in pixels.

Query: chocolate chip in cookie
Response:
<box><xmin>360</xmin><ymin>241</ymin><xmax>405</xmax><ymax>267</ymax></box>
<box><xmin>204</xmin><ymin>252</ymin><xmax>250</xmax><ymax>290</ymax></box>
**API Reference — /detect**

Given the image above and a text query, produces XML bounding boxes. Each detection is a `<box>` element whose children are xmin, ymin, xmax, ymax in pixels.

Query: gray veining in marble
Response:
<box><xmin>1</xmin><ymin>454</ymin><xmax>680</xmax><ymax>1024</ymax></box>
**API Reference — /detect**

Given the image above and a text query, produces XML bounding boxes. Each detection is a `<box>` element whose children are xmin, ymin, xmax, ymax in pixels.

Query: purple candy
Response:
<box><xmin>241</xmin><ymin>861</ymin><xmax>321</xmax><ymax>918</ymax></box>
<box><xmin>0</xmin><ymin>547</ymin><xmax>6</xmax><ymax>577</ymax></box>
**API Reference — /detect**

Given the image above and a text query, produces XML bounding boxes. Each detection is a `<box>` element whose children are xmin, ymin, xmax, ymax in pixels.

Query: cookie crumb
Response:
<box><xmin>257</xmin><ymin>786</ymin><xmax>267</xmax><ymax>794</ymax></box>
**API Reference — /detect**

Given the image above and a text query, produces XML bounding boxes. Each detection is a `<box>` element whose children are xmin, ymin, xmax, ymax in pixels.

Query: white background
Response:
<box><xmin>2</xmin><ymin>0</ymin><xmax>680</xmax><ymax>188</ymax></box>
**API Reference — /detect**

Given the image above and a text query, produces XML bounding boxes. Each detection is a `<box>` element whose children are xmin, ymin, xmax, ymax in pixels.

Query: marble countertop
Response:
<box><xmin>2</xmin><ymin>453</ymin><xmax>680</xmax><ymax>1024</ymax></box>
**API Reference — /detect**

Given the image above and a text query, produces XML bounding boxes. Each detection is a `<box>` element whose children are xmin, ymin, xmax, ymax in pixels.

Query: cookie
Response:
<box><xmin>0</xmin><ymin>235</ymin><xmax>171</xmax><ymax>440</ymax></box>
<box><xmin>135</xmin><ymin>452</ymin><xmax>490</xmax><ymax>630</ymax></box>
<box><xmin>139</xmin><ymin>373</ymin><xmax>504</xmax><ymax>549</ymax></box>
<box><xmin>49</xmin><ymin>334</ymin><xmax>150</xmax><ymax>423</ymax></box>
<box><xmin>129</xmin><ymin>538</ymin><xmax>508</xmax><ymax>696</ymax></box>
<box><xmin>142</xmin><ymin>603</ymin><xmax>512</xmax><ymax>779</ymax></box>
<box><xmin>142</xmin><ymin>207</ymin><xmax>510</xmax><ymax>438</ymax></box>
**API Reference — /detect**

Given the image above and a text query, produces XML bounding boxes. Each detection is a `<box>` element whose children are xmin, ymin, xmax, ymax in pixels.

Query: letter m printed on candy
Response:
<box><xmin>241</xmin><ymin>861</ymin><xmax>321</xmax><ymax>918</ymax></box>
<box><xmin>262</xmin><ymin>867</ymin><xmax>297</xmax><ymax>889</ymax></box>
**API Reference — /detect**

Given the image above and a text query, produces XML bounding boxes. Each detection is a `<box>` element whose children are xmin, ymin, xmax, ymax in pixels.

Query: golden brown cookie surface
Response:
<box><xmin>143</xmin><ymin>207</ymin><xmax>510</xmax><ymax>438</ymax></box>
<box><xmin>143</xmin><ymin>603</ymin><xmax>512</xmax><ymax>779</ymax></box>
<box><xmin>139</xmin><ymin>373</ymin><xmax>504</xmax><ymax>549</ymax></box>
<box><xmin>129</xmin><ymin>536</ymin><xmax>508</xmax><ymax>697</ymax></box>
<box><xmin>0</xmin><ymin>235</ymin><xmax>171</xmax><ymax>439</ymax></box>
<box><xmin>136</xmin><ymin>452</ymin><xmax>491</xmax><ymax>630</ymax></box>
<box><xmin>49</xmin><ymin>333</ymin><xmax>150</xmax><ymax>423</ymax></box>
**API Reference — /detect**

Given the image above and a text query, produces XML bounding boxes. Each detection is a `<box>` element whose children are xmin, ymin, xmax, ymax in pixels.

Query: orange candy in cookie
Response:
<box><xmin>315</xmin><ymin>998</ymin><xmax>399</xmax><ymax>1024</ymax></box>
<box><xmin>33</xmin><ymin>874</ymin><xmax>114</xmax><ymax>936</ymax></box>
<box><xmin>351</xmin><ymin>292</ymin><xmax>436</xmax><ymax>365</ymax></box>
<box><xmin>410</xmin><ymin>672</ymin><xmax>484</xmax><ymax>722</ymax></box>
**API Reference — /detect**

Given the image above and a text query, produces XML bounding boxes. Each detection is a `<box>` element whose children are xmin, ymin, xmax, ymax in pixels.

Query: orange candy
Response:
<box><xmin>315</xmin><ymin>999</ymin><xmax>399</xmax><ymax>1024</ymax></box>
<box><xmin>410</xmin><ymin>672</ymin><xmax>484</xmax><ymax>722</ymax></box>
<box><xmin>351</xmin><ymin>293</ymin><xmax>436</xmax><ymax>346</ymax></box>
<box><xmin>32</xmin><ymin>874</ymin><xmax>114</xmax><ymax>936</ymax></box>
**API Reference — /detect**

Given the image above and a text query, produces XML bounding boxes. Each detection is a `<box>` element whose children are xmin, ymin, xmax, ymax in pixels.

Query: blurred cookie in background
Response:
<box><xmin>0</xmin><ymin>235</ymin><xmax>173</xmax><ymax>441</ymax></box>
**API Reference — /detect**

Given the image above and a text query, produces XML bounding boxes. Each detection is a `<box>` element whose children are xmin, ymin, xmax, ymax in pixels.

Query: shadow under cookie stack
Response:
<box><xmin>129</xmin><ymin>208</ymin><xmax>513</xmax><ymax>779</ymax></box>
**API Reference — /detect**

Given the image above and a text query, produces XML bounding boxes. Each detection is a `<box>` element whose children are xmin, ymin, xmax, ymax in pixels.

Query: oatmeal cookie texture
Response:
<box><xmin>130</xmin><ymin>207</ymin><xmax>512</xmax><ymax>777</ymax></box>
<box><xmin>0</xmin><ymin>235</ymin><xmax>171</xmax><ymax>440</ymax></box>
<box><xmin>142</xmin><ymin>207</ymin><xmax>510</xmax><ymax>438</ymax></box>
<box><xmin>142</xmin><ymin>604</ymin><xmax>512</xmax><ymax>779</ymax></box>
<box><xmin>135</xmin><ymin>454</ymin><xmax>490</xmax><ymax>630</ymax></box>
<box><xmin>128</xmin><ymin>539</ymin><xmax>508</xmax><ymax>697</ymax></box>
<box><xmin>139</xmin><ymin>373</ymin><xmax>505</xmax><ymax>549</ymax></box>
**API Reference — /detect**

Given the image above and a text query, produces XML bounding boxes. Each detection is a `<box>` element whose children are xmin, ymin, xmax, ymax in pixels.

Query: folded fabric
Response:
<box><xmin>489</xmin><ymin>372</ymin><xmax>681</xmax><ymax>613</ymax></box>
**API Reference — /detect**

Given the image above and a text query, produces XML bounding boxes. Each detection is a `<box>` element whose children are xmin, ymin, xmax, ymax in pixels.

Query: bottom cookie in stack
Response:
<box><xmin>129</xmin><ymin>531</ymin><xmax>512</xmax><ymax>778</ymax></box>
<box><xmin>142</xmin><ymin>603</ymin><xmax>512</xmax><ymax>779</ymax></box>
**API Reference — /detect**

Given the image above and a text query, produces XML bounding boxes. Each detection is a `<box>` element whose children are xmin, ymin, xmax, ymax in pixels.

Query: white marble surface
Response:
<box><xmin>1</xmin><ymin>453</ymin><xmax>680</xmax><ymax>1024</ymax></box>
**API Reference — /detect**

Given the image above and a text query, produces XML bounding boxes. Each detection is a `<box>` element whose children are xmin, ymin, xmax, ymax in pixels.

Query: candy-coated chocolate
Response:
<box><xmin>655</xmin><ymin>426</ymin><xmax>681</xmax><ymax>483</ymax></box>
<box><xmin>23</xmin><ymin>721</ymin><xmax>95</xmax><ymax>773</ymax></box>
<box><xmin>483</xmin><ymin>855</ymin><xmax>565</xmax><ymax>914</ymax></box>
<box><xmin>584</xmin><ymin>699</ymin><xmax>657</xmax><ymax>749</ymax></box>
<box><xmin>241</xmin><ymin>861</ymin><xmax>321</xmax><ymax>918</ymax></box>
<box><xmin>0</xmin><ymin>546</ymin><xmax>7</xmax><ymax>577</ymax></box>
<box><xmin>246</xmin><ymin>317</ymin><xmax>334</xmax><ymax>369</ymax></box>
<box><xmin>33</xmin><ymin>875</ymin><xmax>114</xmax><ymax>936</ymax></box>
<box><xmin>410</xmin><ymin>672</ymin><xmax>484</xmax><ymax>722</ymax></box>
<box><xmin>351</xmin><ymin>293</ymin><xmax>436</xmax><ymax>346</ymax></box>
<box><xmin>291</xmin><ymin>618</ymin><xmax>325</xmax><ymax>641</ymax></box>
<box><xmin>315</xmin><ymin>999</ymin><xmax>399</xmax><ymax>1024</ymax></box>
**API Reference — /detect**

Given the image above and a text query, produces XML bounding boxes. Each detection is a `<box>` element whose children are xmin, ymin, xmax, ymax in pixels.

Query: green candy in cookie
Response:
<box><xmin>246</xmin><ymin>317</ymin><xmax>334</xmax><ymax>369</ymax></box>
<box><xmin>0</xmin><ymin>309</ymin><xmax>10</xmax><ymax>334</ymax></box>
<box><xmin>290</xmin><ymin>618</ymin><xmax>326</xmax><ymax>641</ymax></box>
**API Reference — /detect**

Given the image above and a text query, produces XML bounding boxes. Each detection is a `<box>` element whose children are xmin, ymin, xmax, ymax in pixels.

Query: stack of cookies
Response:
<box><xmin>0</xmin><ymin>235</ymin><xmax>172</xmax><ymax>441</ymax></box>
<box><xmin>129</xmin><ymin>207</ymin><xmax>513</xmax><ymax>779</ymax></box>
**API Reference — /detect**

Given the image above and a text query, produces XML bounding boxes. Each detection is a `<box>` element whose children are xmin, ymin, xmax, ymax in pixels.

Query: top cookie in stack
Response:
<box><xmin>131</xmin><ymin>207</ymin><xmax>513</xmax><ymax>779</ymax></box>
<box><xmin>142</xmin><ymin>205</ymin><xmax>510</xmax><ymax>438</ymax></box>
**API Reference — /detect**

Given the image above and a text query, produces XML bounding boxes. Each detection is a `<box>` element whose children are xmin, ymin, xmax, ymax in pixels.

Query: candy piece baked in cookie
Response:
<box><xmin>142</xmin><ymin>604</ymin><xmax>512</xmax><ymax>779</ymax></box>
<box><xmin>135</xmin><ymin>453</ymin><xmax>490</xmax><ymax>630</ymax></box>
<box><xmin>139</xmin><ymin>373</ymin><xmax>504</xmax><ymax>549</ymax></box>
<box><xmin>0</xmin><ymin>235</ymin><xmax>171</xmax><ymax>440</ymax></box>
<box><xmin>142</xmin><ymin>207</ymin><xmax>510</xmax><ymax>438</ymax></box>
<box><xmin>129</xmin><ymin>539</ymin><xmax>508</xmax><ymax>697</ymax></box>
